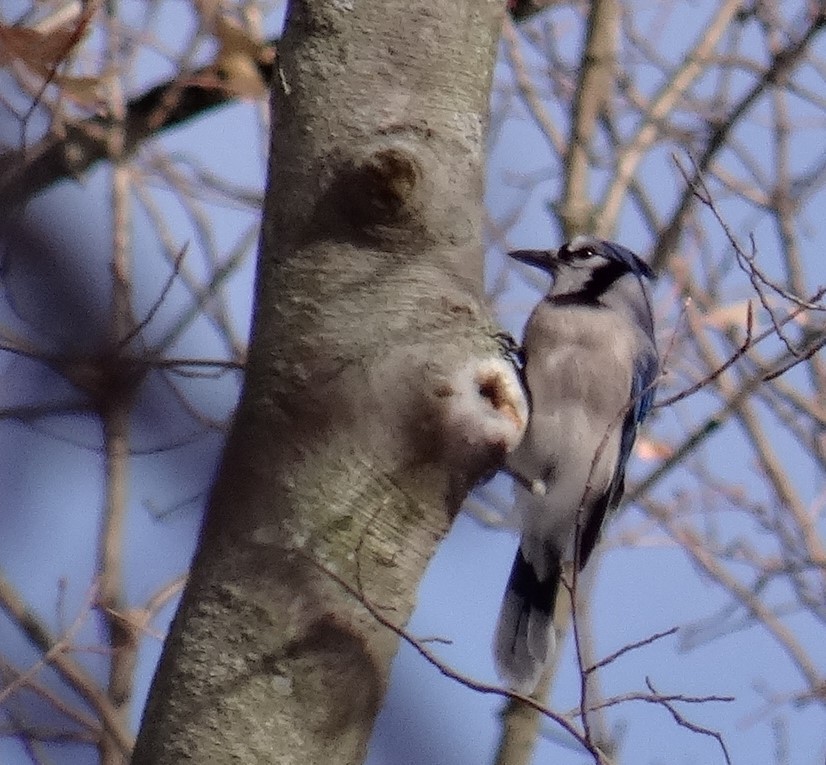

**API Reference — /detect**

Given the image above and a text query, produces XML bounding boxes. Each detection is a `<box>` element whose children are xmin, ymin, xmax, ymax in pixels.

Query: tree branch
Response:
<box><xmin>0</xmin><ymin>45</ymin><xmax>275</xmax><ymax>208</ymax></box>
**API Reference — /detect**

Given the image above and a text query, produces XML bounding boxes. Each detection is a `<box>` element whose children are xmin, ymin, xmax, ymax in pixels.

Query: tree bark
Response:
<box><xmin>131</xmin><ymin>1</ymin><xmax>521</xmax><ymax>763</ymax></box>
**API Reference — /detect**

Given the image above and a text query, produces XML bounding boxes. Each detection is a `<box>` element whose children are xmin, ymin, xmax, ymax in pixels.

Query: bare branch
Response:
<box><xmin>652</xmin><ymin>11</ymin><xmax>826</xmax><ymax>270</ymax></box>
<box><xmin>599</xmin><ymin>0</ymin><xmax>742</xmax><ymax>234</ymax></box>
<box><xmin>561</xmin><ymin>0</ymin><xmax>618</xmax><ymax>236</ymax></box>
<box><xmin>0</xmin><ymin>39</ymin><xmax>276</xmax><ymax>208</ymax></box>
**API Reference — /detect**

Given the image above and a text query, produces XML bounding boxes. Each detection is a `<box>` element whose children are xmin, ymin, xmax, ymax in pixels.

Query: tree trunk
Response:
<box><xmin>131</xmin><ymin>1</ymin><xmax>522</xmax><ymax>762</ymax></box>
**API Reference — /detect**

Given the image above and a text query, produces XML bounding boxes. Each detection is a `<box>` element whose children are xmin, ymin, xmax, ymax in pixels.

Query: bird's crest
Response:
<box><xmin>558</xmin><ymin>236</ymin><xmax>655</xmax><ymax>280</ymax></box>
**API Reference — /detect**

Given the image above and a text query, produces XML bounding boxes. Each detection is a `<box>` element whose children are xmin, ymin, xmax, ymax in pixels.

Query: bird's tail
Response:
<box><xmin>493</xmin><ymin>545</ymin><xmax>560</xmax><ymax>693</ymax></box>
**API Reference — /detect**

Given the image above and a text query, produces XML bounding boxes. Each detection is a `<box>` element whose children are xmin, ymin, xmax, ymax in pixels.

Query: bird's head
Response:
<box><xmin>509</xmin><ymin>236</ymin><xmax>654</xmax><ymax>281</ymax></box>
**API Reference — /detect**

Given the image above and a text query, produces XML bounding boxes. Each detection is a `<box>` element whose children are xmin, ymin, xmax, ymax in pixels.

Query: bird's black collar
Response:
<box><xmin>546</xmin><ymin>260</ymin><xmax>628</xmax><ymax>306</ymax></box>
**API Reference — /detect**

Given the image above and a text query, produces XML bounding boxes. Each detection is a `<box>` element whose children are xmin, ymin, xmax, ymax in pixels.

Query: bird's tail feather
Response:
<box><xmin>493</xmin><ymin>546</ymin><xmax>560</xmax><ymax>693</ymax></box>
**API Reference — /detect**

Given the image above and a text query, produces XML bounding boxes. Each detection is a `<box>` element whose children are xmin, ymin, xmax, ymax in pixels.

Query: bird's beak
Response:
<box><xmin>508</xmin><ymin>249</ymin><xmax>557</xmax><ymax>274</ymax></box>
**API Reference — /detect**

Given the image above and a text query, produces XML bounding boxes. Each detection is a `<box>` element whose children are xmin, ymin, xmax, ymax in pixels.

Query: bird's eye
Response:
<box><xmin>559</xmin><ymin>244</ymin><xmax>597</xmax><ymax>262</ymax></box>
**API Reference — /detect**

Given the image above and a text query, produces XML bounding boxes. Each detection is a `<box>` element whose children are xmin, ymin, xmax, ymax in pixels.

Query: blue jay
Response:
<box><xmin>494</xmin><ymin>236</ymin><xmax>658</xmax><ymax>692</ymax></box>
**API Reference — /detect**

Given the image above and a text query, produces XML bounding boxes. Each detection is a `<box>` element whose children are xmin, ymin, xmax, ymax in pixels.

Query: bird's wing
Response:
<box><xmin>576</xmin><ymin>347</ymin><xmax>658</xmax><ymax>568</ymax></box>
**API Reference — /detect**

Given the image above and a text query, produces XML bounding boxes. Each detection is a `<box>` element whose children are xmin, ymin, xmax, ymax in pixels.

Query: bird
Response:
<box><xmin>493</xmin><ymin>235</ymin><xmax>658</xmax><ymax>693</ymax></box>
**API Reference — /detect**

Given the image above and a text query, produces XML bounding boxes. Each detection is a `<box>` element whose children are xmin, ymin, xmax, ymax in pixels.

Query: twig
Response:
<box><xmin>116</xmin><ymin>243</ymin><xmax>189</xmax><ymax>350</ymax></box>
<box><xmin>644</xmin><ymin>677</ymin><xmax>733</xmax><ymax>764</ymax></box>
<box><xmin>655</xmin><ymin>300</ymin><xmax>753</xmax><ymax>407</ymax></box>
<box><xmin>586</xmin><ymin>627</ymin><xmax>679</xmax><ymax>674</ymax></box>
<box><xmin>0</xmin><ymin>576</ymin><xmax>134</xmax><ymax>754</ymax></box>
<box><xmin>305</xmin><ymin>555</ymin><xmax>606</xmax><ymax>762</ymax></box>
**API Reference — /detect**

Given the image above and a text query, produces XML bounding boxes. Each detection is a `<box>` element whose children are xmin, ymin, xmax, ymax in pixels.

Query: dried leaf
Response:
<box><xmin>212</xmin><ymin>16</ymin><xmax>274</xmax><ymax>99</ymax></box>
<box><xmin>52</xmin><ymin>74</ymin><xmax>103</xmax><ymax>107</ymax></box>
<box><xmin>0</xmin><ymin>24</ymin><xmax>76</xmax><ymax>75</ymax></box>
<box><xmin>636</xmin><ymin>437</ymin><xmax>673</xmax><ymax>461</ymax></box>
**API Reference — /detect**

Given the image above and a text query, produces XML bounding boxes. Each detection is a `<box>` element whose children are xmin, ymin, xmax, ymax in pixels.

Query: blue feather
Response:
<box><xmin>614</xmin><ymin>349</ymin><xmax>658</xmax><ymax>496</ymax></box>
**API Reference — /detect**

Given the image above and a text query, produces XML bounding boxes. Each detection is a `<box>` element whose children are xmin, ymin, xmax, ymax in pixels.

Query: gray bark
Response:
<box><xmin>131</xmin><ymin>1</ymin><xmax>515</xmax><ymax>763</ymax></box>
